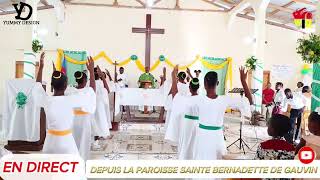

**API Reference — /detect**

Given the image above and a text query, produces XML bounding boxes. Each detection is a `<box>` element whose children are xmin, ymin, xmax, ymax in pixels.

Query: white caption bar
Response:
<box><xmin>86</xmin><ymin>160</ymin><xmax>320</xmax><ymax>179</ymax></box>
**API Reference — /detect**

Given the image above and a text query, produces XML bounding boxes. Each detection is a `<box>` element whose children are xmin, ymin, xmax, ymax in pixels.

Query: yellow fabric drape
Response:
<box><xmin>55</xmin><ymin>49</ymin><xmax>232</xmax><ymax>88</ymax></box>
<box><xmin>200</xmin><ymin>57</ymin><xmax>233</xmax><ymax>89</ymax></box>
<box><xmin>55</xmin><ymin>49</ymin><xmax>131</xmax><ymax>69</ymax></box>
<box><xmin>135</xmin><ymin>60</ymin><xmax>146</xmax><ymax>72</ymax></box>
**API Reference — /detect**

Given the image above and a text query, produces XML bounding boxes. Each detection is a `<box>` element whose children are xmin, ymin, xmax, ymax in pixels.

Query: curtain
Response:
<box><xmin>63</xmin><ymin>51</ymin><xmax>87</xmax><ymax>86</ymax></box>
<box><xmin>201</xmin><ymin>59</ymin><xmax>228</xmax><ymax>95</ymax></box>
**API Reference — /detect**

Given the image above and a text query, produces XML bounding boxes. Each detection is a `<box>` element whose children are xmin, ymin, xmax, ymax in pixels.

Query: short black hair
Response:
<box><xmin>302</xmin><ymin>86</ymin><xmax>310</xmax><ymax>93</ymax></box>
<box><xmin>51</xmin><ymin>71</ymin><xmax>67</xmax><ymax>91</ymax></box>
<box><xmin>178</xmin><ymin>72</ymin><xmax>186</xmax><ymax>80</ymax></box>
<box><xmin>189</xmin><ymin>78</ymin><xmax>200</xmax><ymax>92</ymax></box>
<box><xmin>120</xmin><ymin>67</ymin><xmax>124</xmax><ymax>70</ymax></box>
<box><xmin>269</xmin><ymin>114</ymin><xmax>291</xmax><ymax>137</ymax></box>
<box><xmin>284</xmin><ymin>88</ymin><xmax>291</xmax><ymax>94</ymax></box>
<box><xmin>74</xmin><ymin>71</ymin><xmax>87</xmax><ymax>85</ymax></box>
<box><xmin>276</xmin><ymin>82</ymin><xmax>283</xmax><ymax>87</ymax></box>
<box><xmin>204</xmin><ymin>71</ymin><xmax>218</xmax><ymax>88</ymax></box>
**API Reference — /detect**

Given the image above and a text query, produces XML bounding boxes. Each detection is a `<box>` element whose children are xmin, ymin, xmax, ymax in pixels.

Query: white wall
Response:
<box><xmin>0</xmin><ymin>5</ymin><xmax>304</xmax><ymax>111</ymax></box>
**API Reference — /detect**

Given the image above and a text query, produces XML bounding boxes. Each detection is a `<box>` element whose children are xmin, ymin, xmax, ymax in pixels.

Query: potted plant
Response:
<box><xmin>297</xmin><ymin>33</ymin><xmax>320</xmax><ymax>111</ymax></box>
<box><xmin>32</xmin><ymin>39</ymin><xmax>43</xmax><ymax>53</ymax></box>
<box><xmin>245</xmin><ymin>56</ymin><xmax>258</xmax><ymax>71</ymax></box>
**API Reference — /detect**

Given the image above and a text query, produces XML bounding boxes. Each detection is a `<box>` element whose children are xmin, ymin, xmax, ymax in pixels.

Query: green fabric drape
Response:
<box><xmin>64</xmin><ymin>51</ymin><xmax>87</xmax><ymax>86</ymax></box>
<box><xmin>201</xmin><ymin>59</ymin><xmax>228</xmax><ymax>95</ymax></box>
<box><xmin>311</xmin><ymin>63</ymin><xmax>320</xmax><ymax>111</ymax></box>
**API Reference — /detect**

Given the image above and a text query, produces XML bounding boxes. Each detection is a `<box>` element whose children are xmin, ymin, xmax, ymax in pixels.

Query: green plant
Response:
<box><xmin>297</xmin><ymin>33</ymin><xmax>320</xmax><ymax>64</ymax></box>
<box><xmin>32</xmin><ymin>39</ymin><xmax>43</xmax><ymax>53</ymax></box>
<box><xmin>245</xmin><ymin>56</ymin><xmax>258</xmax><ymax>71</ymax></box>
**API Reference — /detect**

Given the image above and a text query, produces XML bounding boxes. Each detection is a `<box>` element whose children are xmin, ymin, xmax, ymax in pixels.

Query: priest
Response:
<box><xmin>138</xmin><ymin>66</ymin><xmax>155</xmax><ymax>88</ymax></box>
<box><xmin>138</xmin><ymin>66</ymin><xmax>156</xmax><ymax>113</ymax></box>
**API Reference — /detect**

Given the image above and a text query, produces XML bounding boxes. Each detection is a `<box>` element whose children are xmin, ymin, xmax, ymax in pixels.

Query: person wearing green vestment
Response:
<box><xmin>138</xmin><ymin>66</ymin><xmax>156</xmax><ymax>88</ymax></box>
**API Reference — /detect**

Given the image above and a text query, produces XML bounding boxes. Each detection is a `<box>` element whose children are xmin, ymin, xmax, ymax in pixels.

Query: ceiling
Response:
<box><xmin>0</xmin><ymin>0</ymin><xmax>318</xmax><ymax>32</ymax></box>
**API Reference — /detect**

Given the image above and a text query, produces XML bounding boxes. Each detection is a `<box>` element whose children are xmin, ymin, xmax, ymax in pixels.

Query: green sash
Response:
<box><xmin>184</xmin><ymin>115</ymin><xmax>199</xmax><ymax>120</ymax></box>
<box><xmin>199</xmin><ymin>123</ymin><xmax>223</xmax><ymax>130</ymax></box>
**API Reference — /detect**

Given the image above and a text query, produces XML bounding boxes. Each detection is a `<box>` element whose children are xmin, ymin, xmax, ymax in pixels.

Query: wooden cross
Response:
<box><xmin>132</xmin><ymin>14</ymin><xmax>165</xmax><ymax>68</ymax></box>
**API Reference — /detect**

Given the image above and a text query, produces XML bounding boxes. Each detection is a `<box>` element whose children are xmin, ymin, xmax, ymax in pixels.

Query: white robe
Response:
<box><xmin>92</xmin><ymin>80</ymin><xmax>111</xmax><ymax>137</ymax></box>
<box><xmin>34</xmin><ymin>84</ymin><xmax>96</xmax><ymax>155</ymax></box>
<box><xmin>65</xmin><ymin>87</ymin><xmax>96</xmax><ymax>160</ymax></box>
<box><xmin>178</xmin><ymin>95</ymin><xmax>199</xmax><ymax>160</ymax></box>
<box><xmin>3</xmin><ymin>79</ymin><xmax>43</xmax><ymax>142</ymax></box>
<box><xmin>164</xmin><ymin>93</ymin><xmax>188</xmax><ymax>144</ymax></box>
<box><xmin>193</xmin><ymin>95</ymin><xmax>251</xmax><ymax>160</ymax></box>
<box><xmin>164</xmin><ymin>82</ymin><xmax>189</xmax><ymax>129</ymax></box>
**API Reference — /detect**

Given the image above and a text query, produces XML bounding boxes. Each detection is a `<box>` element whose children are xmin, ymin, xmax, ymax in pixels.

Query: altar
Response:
<box><xmin>115</xmin><ymin>88</ymin><xmax>166</xmax><ymax>122</ymax></box>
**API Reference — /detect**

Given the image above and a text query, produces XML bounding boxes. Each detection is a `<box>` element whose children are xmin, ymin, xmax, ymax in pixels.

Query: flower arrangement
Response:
<box><xmin>32</xmin><ymin>39</ymin><xmax>43</xmax><ymax>53</ymax></box>
<box><xmin>245</xmin><ymin>56</ymin><xmax>258</xmax><ymax>71</ymax></box>
<box><xmin>297</xmin><ymin>33</ymin><xmax>320</xmax><ymax>64</ymax></box>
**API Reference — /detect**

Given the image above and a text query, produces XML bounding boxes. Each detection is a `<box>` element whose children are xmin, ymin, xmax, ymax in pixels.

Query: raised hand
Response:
<box><xmin>239</xmin><ymin>66</ymin><xmax>248</xmax><ymax>83</ymax></box>
<box><xmin>105</xmin><ymin>69</ymin><xmax>110</xmax><ymax>76</ymax></box>
<box><xmin>172</xmin><ymin>65</ymin><xmax>179</xmax><ymax>80</ymax></box>
<box><xmin>186</xmin><ymin>67</ymin><xmax>190</xmax><ymax>75</ymax></box>
<box><xmin>96</xmin><ymin>65</ymin><xmax>104</xmax><ymax>79</ymax></box>
<box><xmin>86</xmin><ymin>56</ymin><xmax>94</xmax><ymax>72</ymax></box>
<box><xmin>52</xmin><ymin>61</ymin><xmax>56</xmax><ymax>71</ymax></box>
<box><xmin>39</xmin><ymin>52</ymin><xmax>45</xmax><ymax>68</ymax></box>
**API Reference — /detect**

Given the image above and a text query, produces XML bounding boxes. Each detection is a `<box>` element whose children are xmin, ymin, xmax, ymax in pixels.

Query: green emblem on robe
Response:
<box><xmin>138</xmin><ymin>73</ymin><xmax>156</xmax><ymax>88</ymax></box>
<box><xmin>16</xmin><ymin>92</ymin><xmax>27</xmax><ymax>109</ymax></box>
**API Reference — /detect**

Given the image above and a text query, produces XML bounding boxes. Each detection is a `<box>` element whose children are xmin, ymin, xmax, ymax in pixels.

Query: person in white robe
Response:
<box><xmin>2</xmin><ymin>52</ymin><xmax>48</xmax><ymax>144</ymax></box>
<box><xmin>3</xmin><ymin>79</ymin><xmax>44</xmax><ymax>142</ymax></box>
<box><xmin>117</xmin><ymin>67</ymin><xmax>128</xmax><ymax>88</ymax></box>
<box><xmin>165</xmin><ymin>66</ymin><xmax>201</xmax><ymax>159</ymax></box>
<box><xmin>35</xmin><ymin>55</ymin><xmax>96</xmax><ymax>155</ymax></box>
<box><xmin>92</xmin><ymin>66</ymin><xmax>112</xmax><ymax>141</ymax></box>
<box><xmin>164</xmin><ymin>71</ymin><xmax>189</xmax><ymax>130</ymax></box>
<box><xmin>192</xmin><ymin>67</ymin><xmax>253</xmax><ymax>160</ymax></box>
<box><xmin>65</xmin><ymin>68</ymin><xmax>96</xmax><ymax>161</ymax></box>
<box><xmin>273</xmin><ymin>82</ymin><xmax>285</xmax><ymax>114</ymax></box>
<box><xmin>178</xmin><ymin>78</ymin><xmax>200</xmax><ymax>160</ymax></box>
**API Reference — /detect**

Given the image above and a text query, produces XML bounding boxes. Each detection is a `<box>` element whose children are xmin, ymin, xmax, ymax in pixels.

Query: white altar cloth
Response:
<box><xmin>115</xmin><ymin>88</ymin><xmax>166</xmax><ymax>115</ymax></box>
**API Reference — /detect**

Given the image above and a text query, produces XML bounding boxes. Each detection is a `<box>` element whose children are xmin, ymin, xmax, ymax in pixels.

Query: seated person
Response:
<box><xmin>296</xmin><ymin>108</ymin><xmax>320</xmax><ymax>160</ymax></box>
<box><xmin>255</xmin><ymin>114</ymin><xmax>295</xmax><ymax>160</ymax></box>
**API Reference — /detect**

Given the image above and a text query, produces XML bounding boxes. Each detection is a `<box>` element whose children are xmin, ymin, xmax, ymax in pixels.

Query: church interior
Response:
<box><xmin>0</xmin><ymin>0</ymin><xmax>320</xmax><ymax>169</ymax></box>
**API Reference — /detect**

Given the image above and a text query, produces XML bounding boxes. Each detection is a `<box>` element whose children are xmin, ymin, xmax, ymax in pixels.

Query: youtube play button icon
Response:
<box><xmin>298</xmin><ymin>146</ymin><xmax>316</xmax><ymax>164</ymax></box>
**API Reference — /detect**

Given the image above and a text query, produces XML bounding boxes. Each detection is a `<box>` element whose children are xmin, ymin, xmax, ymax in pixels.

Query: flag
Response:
<box><xmin>61</xmin><ymin>56</ymin><xmax>67</xmax><ymax>75</ymax></box>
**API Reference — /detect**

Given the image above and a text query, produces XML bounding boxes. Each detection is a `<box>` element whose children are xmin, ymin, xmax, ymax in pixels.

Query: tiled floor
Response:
<box><xmin>0</xmin><ymin>115</ymin><xmax>270</xmax><ymax>161</ymax></box>
<box><xmin>90</xmin><ymin>120</ymin><xmax>269</xmax><ymax>160</ymax></box>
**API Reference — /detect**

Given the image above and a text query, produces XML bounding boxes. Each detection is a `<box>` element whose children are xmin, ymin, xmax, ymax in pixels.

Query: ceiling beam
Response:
<box><xmin>200</xmin><ymin>0</ymin><xmax>229</xmax><ymax>10</ymax></box>
<box><xmin>290</xmin><ymin>0</ymin><xmax>316</xmax><ymax>6</ymax></box>
<box><xmin>237</xmin><ymin>13</ymin><xmax>303</xmax><ymax>33</ymax></box>
<box><xmin>244</xmin><ymin>3</ymin><xmax>296</xmax><ymax>15</ymax></box>
<box><xmin>268</xmin><ymin>1</ymin><xmax>295</xmax><ymax>17</ymax></box>
<box><xmin>135</xmin><ymin>0</ymin><xmax>146</xmax><ymax>7</ymax></box>
<box><xmin>40</xmin><ymin>0</ymin><xmax>49</xmax><ymax>6</ymax></box>
<box><xmin>67</xmin><ymin>2</ymin><xmax>226</xmax><ymax>12</ymax></box>
<box><xmin>0</xmin><ymin>5</ymin><xmax>53</xmax><ymax>15</ymax></box>
<box><xmin>153</xmin><ymin>0</ymin><xmax>162</xmax><ymax>5</ymax></box>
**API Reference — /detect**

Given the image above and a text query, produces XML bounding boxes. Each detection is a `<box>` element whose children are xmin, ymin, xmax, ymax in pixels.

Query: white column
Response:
<box><xmin>250</xmin><ymin>0</ymin><xmax>270</xmax><ymax>112</ymax></box>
